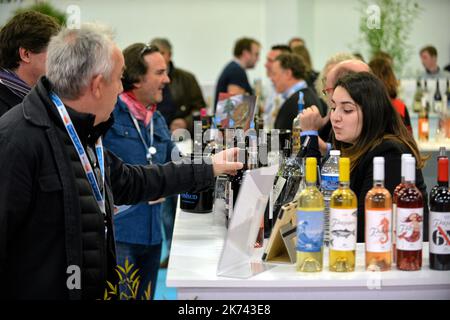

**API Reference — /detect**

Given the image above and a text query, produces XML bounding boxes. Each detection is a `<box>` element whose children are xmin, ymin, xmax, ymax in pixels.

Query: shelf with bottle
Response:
<box><xmin>408</xmin><ymin>77</ymin><xmax>450</xmax><ymax>144</ymax></box>
<box><xmin>169</xmin><ymin>207</ymin><xmax>450</xmax><ymax>299</ymax></box>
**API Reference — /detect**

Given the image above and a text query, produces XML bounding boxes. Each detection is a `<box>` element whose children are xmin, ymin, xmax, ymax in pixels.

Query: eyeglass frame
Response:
<box><xmin>321</xmin><ymin>87</ymin><xmax>334</xmax><ymax>97</ymax></box>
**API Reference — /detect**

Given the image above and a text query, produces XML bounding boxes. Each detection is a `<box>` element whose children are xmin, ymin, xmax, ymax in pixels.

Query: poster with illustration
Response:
<box><xmin>215</xmin><ymin>93</ymin><xmax>257</xmax><ymax>130</ymax></box>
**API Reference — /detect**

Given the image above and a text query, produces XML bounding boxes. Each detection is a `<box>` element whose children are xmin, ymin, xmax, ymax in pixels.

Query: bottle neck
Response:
<box><xmin>306</xmin><ymin>180</ymin><xmax>317</xmax><ymax>188</ymax></box>
<box><xmin>438</xmin><ymin>180</ymin><xmax>449</xmax><ymax>187</ymax></box>
<box><xmin>339</xmin><ymin>180</ymin><xmax>350</xmax><ymax>188</ymax></box>
<box><xmin>373</xmin><ymin>179</ymin><xmax>385</xmax><ymax>188</ymax></box>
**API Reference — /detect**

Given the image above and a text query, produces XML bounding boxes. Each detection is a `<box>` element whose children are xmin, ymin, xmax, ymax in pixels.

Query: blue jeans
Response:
<box><xmin>161</xmin><ymin>195</ymin><xmax>178</xmax><ymax>254</ymax></box>
<box><xmin>115</xmin><ymin>241</ymin><xmax>162</xmax><ymax>300</ymax></box>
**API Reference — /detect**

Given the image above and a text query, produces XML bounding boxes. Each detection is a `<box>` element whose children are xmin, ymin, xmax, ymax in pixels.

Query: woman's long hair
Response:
<box><xmin>332</xmin><ymin>72</ymin><xmax>424</xmax><ymax>171</ymax></box>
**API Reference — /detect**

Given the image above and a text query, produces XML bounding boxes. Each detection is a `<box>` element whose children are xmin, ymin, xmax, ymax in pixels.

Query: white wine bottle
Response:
<box><xmin>296</xmin><ymin>157</ymin><xmax>324</xmax><ymax>272</ymax></box>
<box><xmin>329</xmin><ymin>157</ymin><xmax>357</xmax><ymax>272</ymax></box>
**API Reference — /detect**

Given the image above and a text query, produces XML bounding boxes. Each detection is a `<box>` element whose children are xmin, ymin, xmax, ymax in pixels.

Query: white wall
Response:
<box><xmin>1</xmin><ymin>0</ymin><xmax>449</xmax><ymax>85</ymax></box>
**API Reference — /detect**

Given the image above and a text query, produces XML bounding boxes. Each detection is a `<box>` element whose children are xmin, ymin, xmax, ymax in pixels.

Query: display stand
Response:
<box><xmin>262</xmin><ymin>201</ymin><xmax>297</xmax><ymax>263</ymax></box>
<box><xmin>217</xmin><ymin>165</ymin><xmax>278</xmax><ymax>278</ymax></box>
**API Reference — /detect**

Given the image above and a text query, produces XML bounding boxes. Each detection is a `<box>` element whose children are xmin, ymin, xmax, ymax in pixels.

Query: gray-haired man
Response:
<box><xmin>0</xmin><ymin>24</ymin><xmax>242</xmax><ymax>300</ymax></box>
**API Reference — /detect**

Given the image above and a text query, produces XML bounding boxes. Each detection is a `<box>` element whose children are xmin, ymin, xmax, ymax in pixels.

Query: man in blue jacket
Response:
<box><xmin>103</xmin><ymin>43</ymin><xmax>174</xmax><ymax>299</ymax></box>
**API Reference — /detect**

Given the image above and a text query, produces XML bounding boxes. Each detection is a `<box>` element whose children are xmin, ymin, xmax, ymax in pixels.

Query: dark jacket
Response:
<box><xmin>158</xmin><ymin>61</ymin><xmax>206</xmax><ymax>130</ymax></box>
<box><xmin>274</xmin><ymin>87</ymin><xmax>324</xmax><ymax>130</ymax></box>
<box><xmin>304</xmin><ymin>136</ymin><xmax>429</xmax><ymax>242</ymax></box>
<box><xmin>0</xmin><ymin>81</ymin><xmax>23</xmax><ymax>117</ymax></box>
<box><xmin>0</xmin><ymin>77</ymin><xmax>215</xmax><ymax>300</ymax></box>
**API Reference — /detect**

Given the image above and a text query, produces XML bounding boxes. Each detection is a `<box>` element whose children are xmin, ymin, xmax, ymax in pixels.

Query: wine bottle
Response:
<box><xmin>365</xmin><ymin>157</ymin><xmax>392</xmax><ymax>271</ymax></box>
<box><xmin>396</xmin><ymin>156</ymin><xmax>423</xmax><ymax>271</ymax></box>
<box><xmin>296</xmin><ymin>157</ymin><xmax>324</xmax><ymax>272</ymax></box>
<box><xmin>329</xmin><ymin>157</ymin><xmax>357</xmax><ymax>272</ymax></box>
<box><xmin>433</xmin><ymin>79</ymin><xmax>443</xmax><ymax>114</ymax></box>
<box><xmin>272</xmin><ymin>141</ymin><xmax>301</xmax><ymax>222</ymax></box>
<box><xmin>418</xmin><ymin>101</ymin><xmax>429</xmax><ymax>142</ymax></box>
<box><xmin>291</xmin><ymin>92</ymin><xmax>304</xmax><ymax>156</ymax></box>
<box><xmin>429</xmin><ymin>149</ymin><xmax>450</xmax><ymax>270</ymax></box>
<box><xmin>446</xmin><ymin>79</ymin><xmax>450</xmax><ymax>139</ymax></box>
<box><xmin>392</xmin><ymin>153</ymin><xmax>412</xmax><ymax>263</ymax></box>
<box><xmin>180</xmin><ymin>153</ymin><xmax>214</xmax><ymax>213</ymax></box>
<box><xmin>413</xmin><ymin>79</ymin><xmax>423</xmax><ymax>113</ymax></box>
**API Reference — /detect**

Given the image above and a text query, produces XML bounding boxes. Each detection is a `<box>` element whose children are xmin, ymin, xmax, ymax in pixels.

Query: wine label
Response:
<box><xmin>420</xmin><ymin>120</ymin><xmax>429</xmax><ymax>133</ymax></box>
<box><xmin>392</xmin><ymin>203</ymin><xmax>397</xmax><ymax>246</ymax></box>
<box><xmin>272</xmin><ymin>177</ymin><xmax>286</xmax><ymax>206</ymax></box>
<box><xmin>429</xmin><ymin>211</ymin><xmax>450</xmax><ymax>254</ymax></box>
<box><xmin>321</xmin><ymin>174</ymin><xmax>339</xmax><ymax>191</ymax></box>
<box><xmin>329</xmin><ymin>208</ymin><xmax>357</xmax><ymax>251</ymax></box>
<box><xmin>366</xmin><ymin>209</ymin><xmax>392</xmax><ymax>252</ymax></box>
<box><xmin>396</xmin><ymin>207</ymin><xmax>423</xmax><ymax>251</ymax></box>
<box><xmin>297</xmin><ymin>210</ymin><xmax>324</xmax><ymax>252</ymax></box>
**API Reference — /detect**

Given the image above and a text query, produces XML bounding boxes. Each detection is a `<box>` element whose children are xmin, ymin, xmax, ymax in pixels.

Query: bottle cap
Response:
<box><xmin>373</xmin><ymin>157</ymin><xmax>384</xmax><ymax>181</ymax></box>
<box><xmin>401</xmin><ymin>153</ymin><xmax>412</xmax><ymax>177</ymax></box>
<box><xmin>305</xmin><ymin>157</ymin><xmax>317</xmax><ymax>183</ymax></box>
<box><xmin>200</xmin><ymin>108</ymin><xmax>207</xmax><ymax>117</ymax></box>
<box><xmin>339</xmin><ymin>157</ymin><xmax>350</xmax><ymax>182</ymax></box>
<box><xmin>404</xmin><ymin>157</ymin><xmax>416</xmax><ymax>182</ymax></box>
<box><xmin>330</xmin><ymin>150</ymin><xmax>341</xmax><ymax>156</ymax></box>
<box><xmin>438</xmin><ymin>157</ymin><xmax>449</xmax><ymax>183</ymax></box>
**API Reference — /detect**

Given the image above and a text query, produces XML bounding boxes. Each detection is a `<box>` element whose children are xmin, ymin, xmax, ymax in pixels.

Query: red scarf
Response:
<box><xmin>119</xmin><ymin>91</ymin><xmax>156</xmax><ymax>126</ymax></box>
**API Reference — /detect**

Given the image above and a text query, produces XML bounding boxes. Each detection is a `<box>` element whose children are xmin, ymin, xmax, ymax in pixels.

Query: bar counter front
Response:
<box><xmin>166</xmin><ymin>208</ymin><xmax>450</xmax><ymax>300</ymax></box>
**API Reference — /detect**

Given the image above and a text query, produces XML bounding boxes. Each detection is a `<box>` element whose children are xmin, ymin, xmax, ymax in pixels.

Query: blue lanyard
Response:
<box><xmin>50</xmin><ymin>92</ymin><xmax>106</xmax><ymax>214</ymax></box>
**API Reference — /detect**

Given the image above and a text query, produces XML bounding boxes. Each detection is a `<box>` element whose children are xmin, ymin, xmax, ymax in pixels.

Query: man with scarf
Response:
<box><xmin>0</xmin><ymin>11</ymin><xmax>60</xmax><ymax>116</ymax></box>
<box><xmin>103</xmin><ymin>43</ymin><xmax>173</xmax><ymax>299</ymax></box>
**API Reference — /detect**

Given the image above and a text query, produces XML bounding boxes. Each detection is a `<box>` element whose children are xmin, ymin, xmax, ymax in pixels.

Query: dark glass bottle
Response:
<box><xmin>396</xmin><ymin>157</ymin><xmax>423</xmax><ymax>271</ymax></box>
<box><xmin>181</xmin><ymin>109</ymin><xmax>215</xmax><ymax>213</ymax></box>
<box><xmin>227</xmin><ymin>158</ymin><xmax>245</xmax><ymax>219</ymax></box>
<box><xmin>429</xmin><ymin>149</ymin><xmax>450</xmax><ymax>270</ymax></box>
<box><xmin>433</xmin><ymin>79</ymin><xmax>443</xmax><ymax>113</ymax></box>
<box><xmin>179</xmin><ymin>153</ymin><xmax>214</xmax><ymax>213</ymax></box>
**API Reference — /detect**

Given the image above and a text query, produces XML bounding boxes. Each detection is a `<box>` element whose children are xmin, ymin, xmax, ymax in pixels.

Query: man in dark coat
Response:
<box><xmin>0</xmin><ymin>24</ymin><xmax>242</xmax><ymax>300</ymax></box>
<box><xmin>150</xmin><ymin>38</ymin><xmax>206</xmax><ymax>134</ymax></box>
<box><xmin>0</xmin><ymin>11</ymin><xmax>60</xmax><ymax>116</ymax></box>
<box><xmin>270</xmin><ymin>53</ymin><xmax>325</xmax><ymax>130</ymax></box>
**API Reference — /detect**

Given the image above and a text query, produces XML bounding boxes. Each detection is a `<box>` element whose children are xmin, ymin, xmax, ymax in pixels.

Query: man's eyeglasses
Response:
<box><xmin>140</xmin><ymin>44</ymin><xmax>159</xmax><ymax>57</ymax></box>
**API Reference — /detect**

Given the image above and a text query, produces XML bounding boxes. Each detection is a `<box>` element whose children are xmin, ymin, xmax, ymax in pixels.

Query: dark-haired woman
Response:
<box><xmin>302</xmin><ymin>72</ymin><xmax>428</xmax><ymax>242</ymax></box>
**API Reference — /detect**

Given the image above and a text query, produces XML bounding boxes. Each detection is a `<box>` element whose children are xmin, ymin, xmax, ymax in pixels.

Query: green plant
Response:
<box><xmin>14</xmin><ymin>1</ymin><xmax>66</xmax><ymax>26</ymax></box>
<box><xmin>103</xmin><ymin>258</ymin><xmax>151</xmax><ymax>300</ymax></box>
<box><xmin>356</xmin><ymin>0</ymin><xmax>422</xmax><ymax>76</ymax></box>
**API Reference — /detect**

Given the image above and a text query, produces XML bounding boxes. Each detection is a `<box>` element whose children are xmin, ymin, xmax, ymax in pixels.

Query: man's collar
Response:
<box><xmin>282</xmin><ymin>80</ymin><xmax>307</xmax><ymax>100</ymax></box>
<box><xmin>426</xmin><ymin>66</ymin><xmax>440</xmax><ymax>75</ymax></box>
<box><xmin>23</xmin><ymin>76</ymin><xmax>113</xmax><ymax>143</ymax></box>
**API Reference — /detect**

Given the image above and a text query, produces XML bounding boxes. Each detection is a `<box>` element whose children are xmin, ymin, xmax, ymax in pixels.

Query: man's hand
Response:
<box><xmin>299</xmin><ymin>105</ymin><xmax>329</xmax><ymax>131</ymax></box>
<box><xmin>212</xmin><ymin>147</ymin><xmax>244</xmax><ymax>176</ymax></box>
<box><xmin>170</xmin><ymin>118</ymin><xmax>187</xmax><ymax>132</ymax></box>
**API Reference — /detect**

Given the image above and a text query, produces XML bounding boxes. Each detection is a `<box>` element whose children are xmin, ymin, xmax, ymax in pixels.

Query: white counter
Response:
<box><xmin>166</xmin><ymin>209</ymin><xmax>450</xmax><ymax>300</ymax></box>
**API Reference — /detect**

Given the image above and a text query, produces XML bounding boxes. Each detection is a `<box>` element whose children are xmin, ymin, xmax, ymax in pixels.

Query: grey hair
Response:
<box><xmin>150</xmin><ymin>37</ymin><xmax>172</xmax><ymax>53</ymax></box>
<box><xmin>315</xmin><ymin>52</ymin><xmax>356</xmax><ymax>96</ymax></box>
<box><xmin>46</xmin><ymin>23</ymin><xmax>115</xmax><ymax>99</ymax></box>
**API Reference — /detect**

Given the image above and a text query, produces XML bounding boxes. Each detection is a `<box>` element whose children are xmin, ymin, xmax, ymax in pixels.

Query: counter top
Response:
<box><xmin>166</xmin><ymin>209</ymin><xmax>450</xmax><ymax>299</ymax></box>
